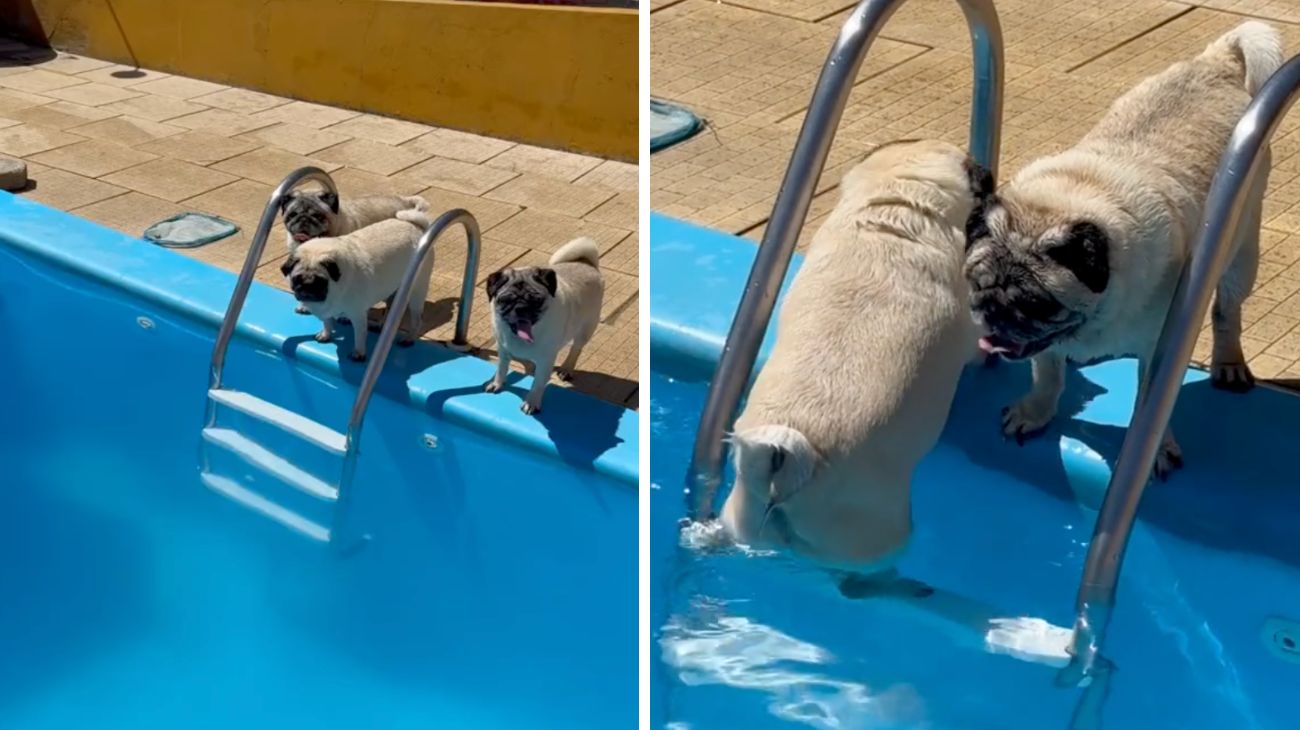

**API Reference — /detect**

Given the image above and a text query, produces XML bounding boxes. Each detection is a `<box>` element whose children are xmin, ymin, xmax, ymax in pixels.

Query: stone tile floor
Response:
<box><xmin>0</xmin><ymin>41</ymin><xmax>638</xmax><ymax>410</ymax></box>
<box><xmin>651</xmin><ymin>0</ymin><xmax>1300</xmax><ymax>387</ymax></box>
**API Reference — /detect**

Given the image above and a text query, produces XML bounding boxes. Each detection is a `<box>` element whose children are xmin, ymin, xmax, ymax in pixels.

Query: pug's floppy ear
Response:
<box><xmin>317</xmin><ymin>191</ymin><xmax>340</xmax><ymax>215</ymax></box>
<box><xmin>279</xmin><ymin>255</ymin><xmax>297</xmax><ymax>277</ymax></box>
<box><xmin>278</xmin><ymin>191</ymin><xmax>298</xmax><ymax>214</ymax></box>
<box><xmin>1045</xmin><ymin>221</ymin><xmax>1110</xmax><ymax>293</ymax></box>
<box><xmin>533</xmin><ymin>268</ymin><xmax>558</xmax><ymax>297</ymax></box>
<box><xmin>486</xmin><ymin>270</ymin><xmax>508</xmax><ymax>300</ymax></box>
<box><xmin>322</xmin><ymin>259</ymin><xmax>342</xmax><ymax>282</ymax></box>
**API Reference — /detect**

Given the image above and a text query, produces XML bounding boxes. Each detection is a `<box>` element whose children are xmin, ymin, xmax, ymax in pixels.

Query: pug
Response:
<box><xmin>280</xmin><ymin>209</ymin><xmax>434</xmax><ymax>362</ymax></box>
<box><xmin>965</xmin><ymin>21</ymin><xmax>1281</xmax><ymax>479</ymax></box>
<box><xmin>719</xmin><ymin>139</ymin><xmax>992</xmax><ymax>571</ymax></box>
<box><xmin>280</xmin><ymin>190</ymin><xmax>429</xmax><ymax>315</ymax></box>
<box><xmin>484</xmin><ymin>238</ymin><xmax>604</xmax><ymax>415</ymax></box>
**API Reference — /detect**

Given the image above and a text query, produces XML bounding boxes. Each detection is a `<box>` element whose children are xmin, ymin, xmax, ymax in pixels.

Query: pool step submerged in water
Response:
<box><xmin>208</xmin><ymin>387</ymin><xmax>347</xmax><ymax>454</ymax></box>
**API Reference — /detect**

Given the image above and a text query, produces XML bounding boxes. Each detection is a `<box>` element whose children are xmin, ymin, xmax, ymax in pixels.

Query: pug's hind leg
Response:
<box><xmin>1213</xmin><ymin>157</ymin><xmax>1264</xmax><ymax>392</ymax></box>
<box><xmin>346</xmin><ymin>309</ymin><xmax>369</xmax><ymax>361</ymax></box>
<box><xmin>1002</xmin><ymin>351</ymin><xmax>1065</xmax><ymax>443</ymax></box>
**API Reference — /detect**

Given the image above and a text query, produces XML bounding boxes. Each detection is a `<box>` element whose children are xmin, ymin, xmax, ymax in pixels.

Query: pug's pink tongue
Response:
<box><xmin>293</xmin><ymin>233</ymin><xmax>310</xmax><ymax>243</ymax></box>
<box><xmin>979</xmin><ymin>337</ymin><xmax>1003</xmax><ymax>354</ymax></box>
<box><xmin>513</xmin><ymin>323</ymin><xmax>534</xmax><ymax>343</ymax></box>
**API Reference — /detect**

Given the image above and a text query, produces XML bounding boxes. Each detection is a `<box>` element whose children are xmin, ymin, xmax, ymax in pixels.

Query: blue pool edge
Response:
<box><xmin>0</xmin><ymin>192</ymin><xmax>638</xmax><ymax>487</ymax></box>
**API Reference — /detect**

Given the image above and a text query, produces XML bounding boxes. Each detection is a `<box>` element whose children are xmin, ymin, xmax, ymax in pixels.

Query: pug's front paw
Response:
<box><xmin>521</xmin><ymin>401</ymin><xmax>541</xmax><ymax>415</ymax></box>
<box><xmin>1001</xmin><ymin>396</ymin><xmax>1056</xmax><ymax>444</ymax></box>
<box><xmin>314</xmin><ymin>331</ymin><xmax>332</xmax><ymax>343</ymax></box>
<box><xmin>485</xmin><ymin>380</ymin><xmax>505</xmax><ymax>394</ymax></box>
<box><xmin>295</xmin><ymin>304</ymin><xmax>311</xmax><ymax>315</ymax></box>
<box><xmin>1210</xmin><ymin>360</ymin><xmax>1254</xmax><ymax>392</ymax></box>
<box><xmin>348</xmin><ymin>351</ymin><xmax>367</xmax><ymax>362</ymax></box>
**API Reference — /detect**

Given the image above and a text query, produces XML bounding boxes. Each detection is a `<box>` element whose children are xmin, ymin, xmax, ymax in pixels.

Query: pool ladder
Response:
<box><xmin>199</xmin><ymin>167</ymin><xmax>481</xmax><ymax>550</ymax></box>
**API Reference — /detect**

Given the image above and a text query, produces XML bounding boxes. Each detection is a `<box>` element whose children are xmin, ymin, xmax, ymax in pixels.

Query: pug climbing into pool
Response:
<box><xmin>720</xmin><ymin>138</ymin><xmax>990</xmax><ymax>572</ymax></box>
<box><xmin>280</xmin><ymin>209</ymin><xmax>434</xmax><ymax>362</ymax></box>
<box><xmin>484</xmin><ymin>237</ymin><xmax>604</xmax><ymax>415</ymax></box>
<box><xmin>713</xmin><ymin>140</ymin><xmax>1081</xmax><ymax>673</ymax></box>
<box><xmin>280</xmin><ymin>189</ymin><xmax>429</xmax><ymax>316</ymax></box>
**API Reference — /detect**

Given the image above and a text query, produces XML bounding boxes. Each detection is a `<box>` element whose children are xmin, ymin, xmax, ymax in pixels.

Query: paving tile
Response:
<box><xmin>43</xmin><ymin>82</ymin><xmax>143</xmax><ymax>106</ymax></box>
<box><xmin>327</xmin><ymin>113</ymin><xmax>431</xmax><ymax>145</ymax></box>
<box><xmin>313</xmin><ymin>137</ymin><xmax>431</xmax><ymax>176</ymax></box>
<box><xmin>485</xmin><ymin>144</ymin><xmax>603</xmax><ymax>182</ymax></box>
<box><xmin>440</xmin><ymin>236</ymin><xmax>532</xmax><ymax>285</ymax></box>
<box><xmin>19</xmin><ymin>167</ymin><xmax>128</xmax><ymax>209</ymax></box>
<box><xmin>328</xmin><ymin>167</ymin><xmax>428</xmax><ymax>197</ymax></box>
<box><xmin>598</xmin><ymin>234</ymin><xmax>638</xmax><ymax>277</ymax></box>
<box><xmin>6</xmin><ymin>101</ymin><xmax>117</xmax><ymax>130</ymax></box>
<box><xmin>180</xmin><ymin>178</ymin><xmax>275</xmax><ymax>231</ymax></box>
<box><xmin>136</xmin><ymin>129</ymin><xmax>260</xmax><ymax>165</ymax></box>
<box><xmin>131</xmin><ymin>75</ymin><xmax>228</xmax><ymax>100</ymax></box>
<box><xmin>25</xmin><ymin>52</ymin><xmax>114</xmax><ymax>76</ymax></box>
<box><xmin>71</xmin><ymin>191</ymin><xmax>186</xmax><ymax>236</ymax></box>
<box><xmin>583</xmin><ymin>191</ymin><xmax>636</xmax><ymax>230</ymax></box>
<box><xmin>29</xmin><ymin>138</ymin><xmax>158</xmax><ymax>177</ymax></box>
<box><xmin>167</xmin><ymin>107</ymin><xmax>277</xmax><ymax>135</ymax></box>
<box><xmin>392</xmin><ymin>156</ymin><xmax>518</xmax><ymax>196</ymax></box>
<box><xmin>415</xmin><ymin>185</ymin><xmax>522</xmax><ymax>231</ymax></box>
<box><xmin>0</xmin><ymin>124</ymin><xmax>85</xmax><ymax>156</ymax></box>
<box><xmin>100</xmin><ymin>94</ymin><xmax>207</xmax><ymax>122</ymax></box>
<box><xmin>251</xmin><ymin>100</ymin><xmax>361</xmax><ymax>129</ymax></box>
<box><xmin>75</xmin><ymin>64</ymin><xmax>171</xmax><ymax>87</ymax></box>
<box><xmin>102</xmin><ymin>157</ymin><xmax>239</xmax><ymax>202</ymax></box>
<box><xmin>0</xmin><ymin>89</ymin><xmax>54</xmax><ymax>115</ymax></box>
<box><xmin>211</xmin><ymin>147</ymin><xmax>342</xmax><ymax>185</ymax></box>
<box><xmin>72</xmin><ymin>116</ymin><xmax>186</xmax><ymax>147</ymax></box>
<box><xmin>402</xmin><ymin>127</ymin><xmax>515</xmax><ymax>164</ymax></box>
<box><xmin>488</xmin><ymin>208</ymin><xmax>630</xmax><ymax>255</ymax></box>
<box><xmin>725</xmin><ymin>0</ymin><xmax>858</xmax><ymax>21</ymax></box>
<box><xmin>485</xmin><ymin>174</ymin><xmax>617</xmax><ymax>218</ymax></box>
<box><xmin>238</xmin><ymin>122</ymin><xmax>352</xmax><ymax>155</ymax></box>
<box><xmin>193</xmin><ymin>89</ymin><xmax>290</xmax><ymax>118</ymax></box>
<box><xmin>0</xmin><ymin>117</ymin><xmax>18</xmax><ymax>130</ymax></box>
<box><xmin>0</xmin><ymin>69</ymin><xmax>89</xmax><ymax>93</ymax></box>
<box><xmin>576</xmin><ymin>159</ymin><xmax>638</xmax><ymax>192</ymax></box>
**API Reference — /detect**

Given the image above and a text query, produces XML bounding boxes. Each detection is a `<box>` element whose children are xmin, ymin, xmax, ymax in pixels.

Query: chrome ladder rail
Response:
<box><xmin>685</xmin><ymin>0</ymin><xmax>1006</xmax><ymax>520</ymax></box>
<box><xmin>1063</xmin><ymin>55</ymin><xmax>1300</xmax><ymax>685</ymax></box>
<box><xmin>200</xmin><ymin>165</ymin><xmax>481</xmax><ymax>550</ymax></box>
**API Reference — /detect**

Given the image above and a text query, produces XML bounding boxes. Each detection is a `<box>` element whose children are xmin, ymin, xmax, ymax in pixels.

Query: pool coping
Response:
<box><xmin>0</xmin><ymin>191</ymin><xmax>638</xmax><ymax>487</ymax></box>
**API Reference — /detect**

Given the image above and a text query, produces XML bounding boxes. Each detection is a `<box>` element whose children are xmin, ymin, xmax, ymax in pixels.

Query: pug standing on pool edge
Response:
<box><xmin>281</xmin><ymin>209</ymin><xmax>434</xmax><ymax>362</ymax></box>
<box><xmin>280</xmin><ymin>190</ymin><xmax>429</xmax><ymax>315</ymax></box>
<box><xmin>485</xmin><ymin>238</ymin><xmax>604</xmax><ymax>415</ymax></box>
<box><xmin>965</xmin><ymin>21</ymin><xmax>1280</xmax><ymax>479</ymax></box>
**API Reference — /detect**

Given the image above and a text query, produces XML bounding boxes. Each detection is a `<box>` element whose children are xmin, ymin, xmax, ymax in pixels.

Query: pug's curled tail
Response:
<box><xmin>401</xmin><ymin>195</ymin><xmax>431</xmax><ymax>213</ymax></box>
<box><xmin>550</xmin><ymin>236</ymin><xmax>601</xmax><ymax>269</ymax></box>
<box><xmin>396</xmin><ymin>208</ymin><xmax>433</xmax><ymax>230</ymax></box>
<box><xmin>729</xmin><ymin>424</ymin><xmax>817</xmax><ymax>503</ymax></box>
<box><xmin>1205</xmin><ymin>21</ymin><xmax>1283</xmax><ymax>96</ymax></box>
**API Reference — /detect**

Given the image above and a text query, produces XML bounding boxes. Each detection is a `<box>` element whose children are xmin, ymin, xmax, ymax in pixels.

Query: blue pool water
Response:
<box><xmin>650</xmin><ymin>214</ymin><xmax>1300</xmax><ymax>730</ymax></box>
<box><xmin>0</xmin><ymin>193</ymin><xmax>637</xmax><ymax>729</ymax></box>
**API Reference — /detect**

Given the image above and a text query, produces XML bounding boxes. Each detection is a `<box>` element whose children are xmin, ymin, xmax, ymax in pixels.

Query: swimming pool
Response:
<box><xmin>649</xmin><ymin>213</ymin><xmax>1300</xmax><ymax>730</ymax></box>
<box><xmin>0</xmin><ymin>191</ymin><xmax>638</xmax><ymax>729</ymax></box>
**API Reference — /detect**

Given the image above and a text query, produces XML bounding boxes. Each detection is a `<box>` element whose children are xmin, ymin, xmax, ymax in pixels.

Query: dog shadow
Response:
<box><xmin>946</xmin><ymin>360</ymin><xmax>1300</xmax><ymax>572</ymax></box>
<box><xmin>424</xmin><ymin>370</ymin><xmax>626</xmax><ymax>471</ymax></box>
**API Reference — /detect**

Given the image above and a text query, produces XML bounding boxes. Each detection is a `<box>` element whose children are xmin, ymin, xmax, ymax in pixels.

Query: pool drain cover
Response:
<box><xmin>1262</xmin><ymin>616</ymin><xmax>1300</xmax><ymax>664</ymax></box>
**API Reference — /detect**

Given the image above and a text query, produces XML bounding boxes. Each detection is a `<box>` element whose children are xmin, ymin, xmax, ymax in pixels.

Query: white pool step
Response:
<box><xmin>207</xmin><ymin>388</ymin><xmax>346</xmax><ymax>454</ymax></box>
<box><xmin>200</xmin><ymin>472</ymin><xmax>331</xmax><ymax>542</ymax></box>
<box><xmin>202</xmin><ymin>427</ymin><xmax>338</xmax><ymax>501</ymax></box>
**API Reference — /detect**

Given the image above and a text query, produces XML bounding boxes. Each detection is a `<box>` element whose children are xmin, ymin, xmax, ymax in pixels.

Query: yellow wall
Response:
<box><xmin>15</xmin><ymin>0</ymin><xmax>637</xmax><ymax>160</ymax></box>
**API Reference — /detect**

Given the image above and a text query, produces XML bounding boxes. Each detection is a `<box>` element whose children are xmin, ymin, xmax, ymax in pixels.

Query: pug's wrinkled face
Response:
<box><xmin>964</xmin><ymin>198</ymin><xmax>1111</xmax><ymax>360</ymax></box>
<box><xmin>280</xmin><ymin>250</ymin><xmax>341</xmax><ymax>303</ymax></box>
<box><xmin>280</xmin><ymin>190</ymin><xmax>340</xmax><ymax>244</ymax></box>
<box><xmin>485</xmin><ymin>267</ymin><xmax>558</xmax><ymax>344</ymax></box>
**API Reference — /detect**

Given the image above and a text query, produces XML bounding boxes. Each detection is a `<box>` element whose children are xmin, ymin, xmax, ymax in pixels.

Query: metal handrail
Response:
<box><xmin>332</xmin><ymin>209</ymin><xmax>481</xmax><ymax>542</ymax></box>
<box><xmin>1064</xmin><ymin>55</ymin><xmax>1300</xmax><ymax>683</ymax></box>
<box><xmin>205</xmin><ymin>166</ymin><xmax>338</xmax><ymax>419</ymax></box>
<box><xmin>685</xmin><ymin>0</ymin><xmax>1006</xmax><ymax>520</ymax></box>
